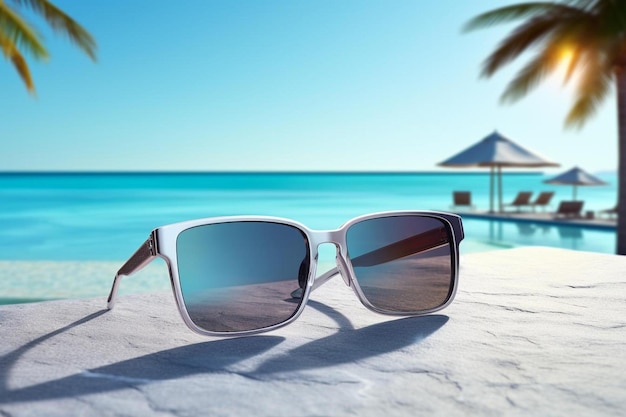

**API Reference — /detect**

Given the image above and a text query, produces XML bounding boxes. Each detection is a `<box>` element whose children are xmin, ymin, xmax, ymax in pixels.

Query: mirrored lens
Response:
<box><xmin>346</xmin><ymin>216</ymin><xmax>454</xmax><ymax>313</ymax></box>
<box><xmin>176</xmin><ymin>221</ymin><xmax>310</xmax><ymax>332</ymax></box>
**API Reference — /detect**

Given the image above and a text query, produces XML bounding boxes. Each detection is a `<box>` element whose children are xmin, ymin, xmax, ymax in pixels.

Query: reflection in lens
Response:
<box><xmin>176</xmin><ymin>221</ymin><xmax>310</xmax><ymax>332</ymax></box>
<box><xmin>346</xmin><ymin>216</ymin><xmax>454</xmax><ymax>313</ymax></box>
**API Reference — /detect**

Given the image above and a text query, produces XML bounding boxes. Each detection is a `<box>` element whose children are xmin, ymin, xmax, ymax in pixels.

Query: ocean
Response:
<box><xmin>0</xmin><ymin>171</ymin><xmax>618</xmax><ymax>261</ymax></box>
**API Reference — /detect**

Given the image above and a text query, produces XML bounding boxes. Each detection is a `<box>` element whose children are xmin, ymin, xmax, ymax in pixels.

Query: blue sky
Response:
<box><xmin>0</xmin><ymin>0</ymin><xmax>618</xmax><ymax>172</ymax></box>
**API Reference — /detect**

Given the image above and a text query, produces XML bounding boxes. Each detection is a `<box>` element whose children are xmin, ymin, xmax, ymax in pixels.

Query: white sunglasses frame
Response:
<box><xmin>107</xmin><ymin>210</ymin><xmax>464</xmax><ymax>337</ymax></box>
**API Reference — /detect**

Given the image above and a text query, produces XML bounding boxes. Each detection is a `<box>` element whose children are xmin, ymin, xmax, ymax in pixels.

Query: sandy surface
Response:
<box><xmin>1</xmin><ymin>247</ymin><xmax>624</xmax><ymax>416</ymax></box>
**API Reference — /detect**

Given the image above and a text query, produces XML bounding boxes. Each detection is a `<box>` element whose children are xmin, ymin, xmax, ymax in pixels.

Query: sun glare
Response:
<box><xmin>547</xmin><ymin>46</ymin><xmax>581</xmax><ymax>94</ymax></box>
<box><xmin>555</xmin><ymin>47</ymin><xmax>575</xmax><ymax>78</ymax></box>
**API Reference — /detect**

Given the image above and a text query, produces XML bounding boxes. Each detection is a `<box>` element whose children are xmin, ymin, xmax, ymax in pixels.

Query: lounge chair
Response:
<box><xmin>450</xmin><ymin>191</ymin><xmax>475</xmax><ymax>210</ymax></box>
<box><xmin>531</xmin><ymin>191</ymin><xmax>554</xmax><ymax>212</ymax></box>
<box><xmin>554</xmin><ymin>201</ymin><xmax>584</xmax><ymax>219</ymax></box>
<box><xmin>503</xmin><ymin>191</ymin><xmax>533</xmax><ymax>212</ymax></box>
<box><xmin>599</xmin><ymin>205</ymin><xmax>618</xmax><ymax>218</ymax></box>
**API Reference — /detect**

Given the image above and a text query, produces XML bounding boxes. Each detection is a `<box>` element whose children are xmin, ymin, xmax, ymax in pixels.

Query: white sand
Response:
<box><xmin>1</xmin><ymin>247</ymin><xmax>624</xmax><ymax>416</ymax></box>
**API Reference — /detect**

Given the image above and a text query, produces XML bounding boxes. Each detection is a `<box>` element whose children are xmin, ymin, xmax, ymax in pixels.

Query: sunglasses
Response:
<box><xmin>107</xmin><ymin>211</ymin><xmax>464</xmax><ymax>336</ymax></box>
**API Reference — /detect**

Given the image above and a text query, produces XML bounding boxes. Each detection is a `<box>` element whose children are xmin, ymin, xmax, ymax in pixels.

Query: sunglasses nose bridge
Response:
<box><xmin>313</xmin><ymin>229</ymin><xmax>338</xmax><ymax>241</ymax></box>
<box><xmin>310</xmin><ymin>229</ymin><xmax>351</xmax><ymax>287</ymax></box>
<box><xmin>310</xmin><ymin>229</ymin><xmax>344</xmax><ymax>247</ymax></box>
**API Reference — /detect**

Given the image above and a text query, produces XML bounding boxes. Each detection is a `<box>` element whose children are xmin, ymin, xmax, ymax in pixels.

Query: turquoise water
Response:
<box><xmin>0</xmin><ymin>172</ymin><xmax>618</xmax><ymax>261</ymax></box>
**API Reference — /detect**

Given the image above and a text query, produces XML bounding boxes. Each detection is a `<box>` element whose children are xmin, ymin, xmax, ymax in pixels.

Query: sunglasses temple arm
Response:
<box><xmin>290</xmin><ymin>266</ymin><xmax>341</xmax><ymax>298</ymax></box>
<box><xmin>107</xmin><ymin>234</ymin><xmax>157</xmax><ymax>310</ymax></box>
<box><xmin>311</xmin><ymin>267</ymin><xmax>340</xmax><ymax>292</ymax></box>
<box><xmin>304</xmin><ymin>227</ymin><xmax>451</xmax><ymax>296</ymax></box>
<box><xmin>350</xmin><ymin>227</ymin><xmax>450</xmax><ymax>268</ymax></box>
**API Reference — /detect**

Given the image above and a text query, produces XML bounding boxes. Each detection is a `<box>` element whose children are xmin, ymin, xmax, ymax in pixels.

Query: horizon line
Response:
<box><xmin>0</xmin><ymin>169</ymin><xmax>571</xmax><ymax>176</ymax></box>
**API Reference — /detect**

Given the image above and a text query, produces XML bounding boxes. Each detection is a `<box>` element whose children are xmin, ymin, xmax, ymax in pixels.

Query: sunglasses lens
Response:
<box><xmin>346</xmin><ymin>215</ymin><xmax>455</xmax><ymax>313</ymax></box>
<box><xmin>176</xmin><ymin>221</ymin><xmax>310</xmax><ymax>333</ymax></box>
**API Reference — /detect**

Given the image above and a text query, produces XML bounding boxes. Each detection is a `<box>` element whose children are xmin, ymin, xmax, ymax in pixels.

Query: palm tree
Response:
<box><xmin>0</xmin><ymin>0</ymin><xmax>96</xmax><ymax>93</ymax></box>
<box><xmin>465</xmin><ymin>0</ymin><xmax>626</xmax><ymax>254</ymax></box>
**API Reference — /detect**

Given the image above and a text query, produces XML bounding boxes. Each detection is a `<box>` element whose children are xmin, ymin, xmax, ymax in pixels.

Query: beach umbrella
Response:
<box><xmin>544</xmin><ymin>166</ymin><xmax>607</xmax><ymax>200</ymax></box>
<box><xmin>438</xmin><ymin>131</ymin><xmax>559</xmax><ymax>212</ymax></box>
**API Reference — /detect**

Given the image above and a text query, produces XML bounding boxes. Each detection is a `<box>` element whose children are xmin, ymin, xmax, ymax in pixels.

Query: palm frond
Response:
<box><xmin>563</xmin><ymin>0</ymin><xmax>596</xmax><ymax>10</ymax></box>
<box><xmin>469</xmin><ymin>0</ymin><xmax>623</xmax><ymax>131</ymax></box>
<box><xmin>0</xmin><ymin>2</ymin><xmax>48</xmax><ymax>59</ymax></box>
<box><xmin>9</xmin><ymin>0</ymin><xmax>96</xmax><ymax>60</ymax></box>
<box><xmin>554</xmin><ymin>18</ymin><xmax>601</xmax><ymax>83</ymax></box>
<box><xmin>565</xmin><ymin>51</ymin><xmax>612</xmax><ymax>128</ymax></box>
<box><xmin>478</xmin><ymin>3</ymin><xmax>593</xmax><ymax>77</ymax></box>
<box><xmin>464</xmin><ymin>2</ymin><xmax>584</xmax><ymax>32</ymax></box>
<box><xmin>481</xmin><ymin>16</ymin><xmax>561</xmax><ymax>77</ymax></box>
<box><xmin>500</xmin><ymin>45</ymin><xmax>561</xmax><ymax>103</ymax></box>
<box><xmin>598</xmin><ymin>0</ymin><xmax>626</xmax><ymax>37</ymax></box>
<box><xmin>0</xmin><ymin>33</ymin><xmax>35</xmax><ymax>92</ymax></box>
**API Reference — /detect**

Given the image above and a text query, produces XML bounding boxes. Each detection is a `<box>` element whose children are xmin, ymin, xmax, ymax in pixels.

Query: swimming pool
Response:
<box><xmin>460</xmin><ymin>217</ymin><xmax>615</xmax><ymax>254</ymax></box>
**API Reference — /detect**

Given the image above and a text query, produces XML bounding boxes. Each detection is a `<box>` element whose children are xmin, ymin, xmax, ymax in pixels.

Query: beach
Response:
<box><xmin>3</xmin><ymin>174</ymin><xmax>622</xmax><ymax>415</ymax></box>
<box><xmin>2</xmin><ymin>247</ymin><xmax>624</xmax><ymax>416</ymax></box>
<box><xmin>3</xmin><ymin>1</ymin><xmax>625</xmax><ymax>414</ymax></box>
